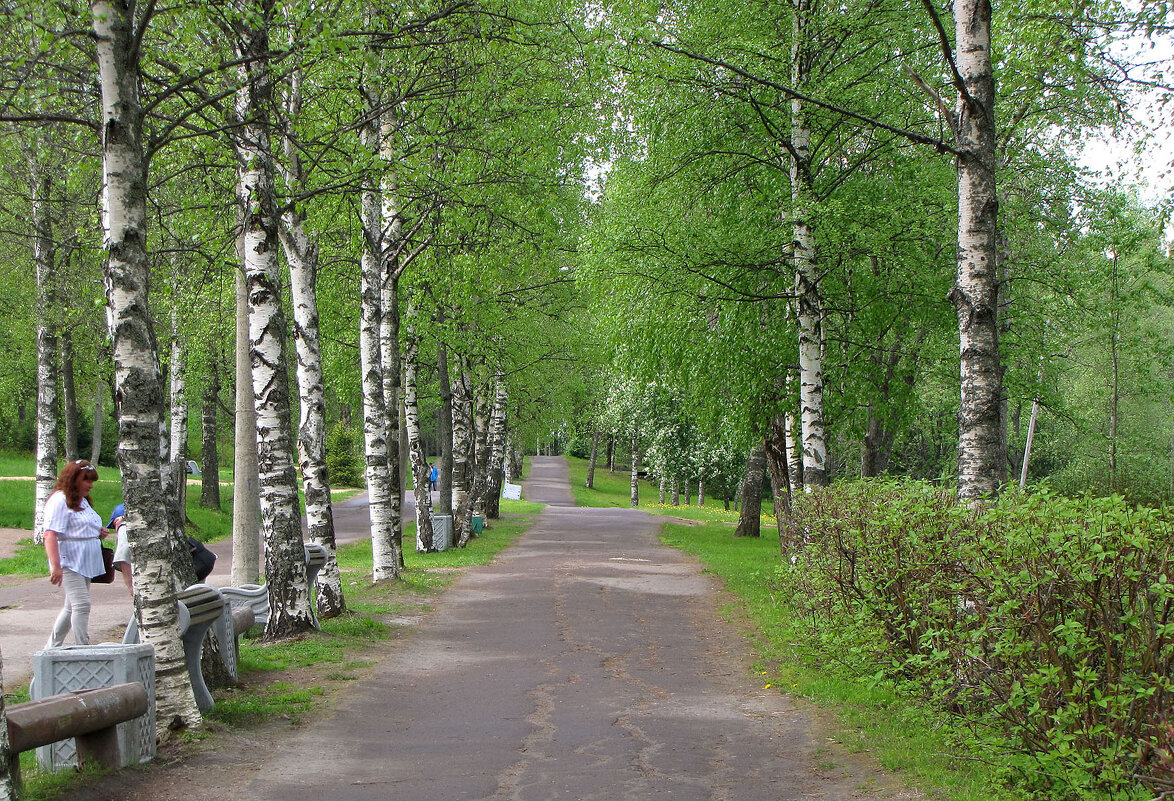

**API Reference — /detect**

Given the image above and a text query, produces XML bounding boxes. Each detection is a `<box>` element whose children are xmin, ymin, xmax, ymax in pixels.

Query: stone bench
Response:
<box><xmin>3</xmin><ymin>683</ymin><xmax>149</xmax><ymax>789</ymax></box>
<box><xmin>121</xmin><ymin>584</ymin><xmax>225</xmax><ymax>713</ymax></box>
<box><xmin>176</xmin><ymin>584</ymin><xmax>225</xmax><ymax>713</ymax></box>
<box><xmin>219</xmin><ymin>584</ymin><xmax>269</xmax><ymax>629</ymax></box>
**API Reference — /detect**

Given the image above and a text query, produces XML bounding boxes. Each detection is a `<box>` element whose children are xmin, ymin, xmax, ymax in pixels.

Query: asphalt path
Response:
<box><xmin>229</xmin><ymin>457</ymin><xmax>904</xmax><ymax>801</ymax></box>
<box><xmin>0</xmin><ymin>489</ymin><xmax>411</xmax><ymax>690</ymax></box>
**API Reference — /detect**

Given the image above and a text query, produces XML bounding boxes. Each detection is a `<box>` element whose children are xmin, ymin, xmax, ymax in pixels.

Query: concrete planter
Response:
<box><xmin>31</xmin><ymin>643</ymin><xmax>156</xmax><ymax>771</ymax></box>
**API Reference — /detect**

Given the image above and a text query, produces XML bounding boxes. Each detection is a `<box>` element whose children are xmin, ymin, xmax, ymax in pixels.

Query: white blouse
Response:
<box><xmin>44</xmin><ymin>491</ymin><xmax>106</xmax><ymax>579</ymax></box>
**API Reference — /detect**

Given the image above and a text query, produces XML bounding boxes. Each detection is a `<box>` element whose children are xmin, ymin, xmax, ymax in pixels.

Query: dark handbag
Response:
<box><xmin>187</xmin><ymin>536</ymin><xmax>216</xmax><ymax>582</ymax></box>
<box><xmin>93</xmin><ymin>545</ymin><xmax>117</xmax><ymax>584</ymax></box>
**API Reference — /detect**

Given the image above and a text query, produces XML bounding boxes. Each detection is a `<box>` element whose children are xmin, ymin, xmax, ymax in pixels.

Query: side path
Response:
<box><xmin>206</xmin><ymin>457</ymin><xmax>914</xmax><ymax>801</ymax></box>
<box><xmin>0</xmin><ymin>491</ymin><xmax>400</xmax><ymax>690</ymax></box>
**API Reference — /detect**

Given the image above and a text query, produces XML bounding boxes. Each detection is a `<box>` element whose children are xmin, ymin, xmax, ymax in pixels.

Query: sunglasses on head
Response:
<box><xmin>74</xmin><ymin>460</ymin><xmax>96</xmax><ymax>472</ymax></box>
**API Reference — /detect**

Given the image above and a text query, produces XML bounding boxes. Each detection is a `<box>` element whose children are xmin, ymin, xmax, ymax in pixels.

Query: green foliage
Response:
<box><xmin>785</xmin><ymin>481</ymin><xmax>1173</xmax><ymax>799</ymax></box>
<box><xmin>325</xmin><ymin>423</ymin><xmax>363</xmax><ymax>490</ymax></box>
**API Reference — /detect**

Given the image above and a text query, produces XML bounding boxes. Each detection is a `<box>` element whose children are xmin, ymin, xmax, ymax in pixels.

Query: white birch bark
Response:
<box><xmin>435</xmin><ymin>338</ymin><xmax>454</xmax><ymax>514</ymax></box>
<box><xmin>585</xmin><ymin>428</ymin><xmax>599</xmax><ymax>488</ymax></box>
<box><xmin>1019</xmin><ymin>363</ymin><xmax>1044</xmax><ymax>489</ymax></box>
<box><xmin>359</xmin><ymin>96</ymin><xmax>400</xmax><ymax>580</ymax></box>
<box><xmin>90</xmin><ymin>377</ymin><xmax>104</xmax><ymax>465</ymax></box>
<box><xmin>790</xmin><ymin>2</ymin><xmax>828</xmax><ymax>490</ymax></box>
<box><xmin>32</xmin><ymin>152</ymin><xmax>58</xmax><ymax>546</ymax></box>
<box><xmin>484</xmin><ymin>376</ymin><xmax>508</xmax><ymax>519</ymax></box>
<box><xmin>629</xmin><ymin>431</ymin><xmax>640</xmax><ymax>508</ymax></box>
<box><xmin>378</xmin><ymin>108</ymin><xmax>408</xmax><ymax>567</ymax></box>
<box><xmin>951</xmin><ymin>0</ymin><xmax>1003</xmax><ymax>502</ymax></box>
<box><xmin>169</xmin><ymin>304</ymin><xmax>188</xmax><ymax>524</ymax></box>
<box><xmin>471</xmin><ymin>391</ymin><xmax>491</xmax><ymax>520</ymax></box>
<box><xmin>451</xmin><ymin>363</ymin><xmax>474</xmax><ymax>547</ymax></box>
<box><xmin>234</xmin><ymin>4</ymin><xmax>315</xmax><ymax>637</ymax></box>
<box><xmin>93</xmin><ymin>0</ymin><xmax>200</xmax><ymax>733</ymax></box>
<box><xmin>278</xmin><ymin>50</ymin><xmax>345</xmax><ymax>618</ymax></box>
<box><xmin>403</xmin><ymin>310</ymin><xmax>435</xmax><ymax>551</ymax></box>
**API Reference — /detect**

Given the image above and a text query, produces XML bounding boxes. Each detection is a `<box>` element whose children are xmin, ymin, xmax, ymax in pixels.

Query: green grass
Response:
<box><xmin>563</xmin><ymin>454</ymin><xmax>1009</xmax><ymax>801</ymax></box>
<box><xmin>565</xmin><ymin>455</ymin><xmax>776</xmax><ymax>524</ymax></box>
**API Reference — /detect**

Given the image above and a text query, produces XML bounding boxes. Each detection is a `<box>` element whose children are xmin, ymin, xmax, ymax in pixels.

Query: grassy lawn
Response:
<box><xmin>564</xmin><ymin>455</ymin><xmax>1008</xmax><ymax>801</ymax></box>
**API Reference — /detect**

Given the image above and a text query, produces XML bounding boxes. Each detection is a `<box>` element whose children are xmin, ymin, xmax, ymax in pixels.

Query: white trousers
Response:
<box><xmin>47</xmin><ymin>568</ymin><xmax>92</xmax><ymax>647</ymax></box>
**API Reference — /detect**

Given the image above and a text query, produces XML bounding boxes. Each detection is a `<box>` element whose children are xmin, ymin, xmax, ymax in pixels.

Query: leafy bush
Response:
<box><xmin>785</xmin><ymin>481</ymin><xmax>1174</xmax><ymax>799</ymax></box>
<box><xmin>325</xmin><ymin>423</ymin><xmax>364</xmax><ymax>489</ymax></box>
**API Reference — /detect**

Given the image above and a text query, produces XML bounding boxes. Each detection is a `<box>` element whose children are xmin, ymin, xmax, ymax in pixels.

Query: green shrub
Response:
<box><xmin>786</xmin><ymin>481</ymin><xmax>1174</xmax><ymax>800</ymax></box>
<box><xmin>325</xmin><ymin>423</ymin><xmax>363</xmax><ymax>489</ymax></box>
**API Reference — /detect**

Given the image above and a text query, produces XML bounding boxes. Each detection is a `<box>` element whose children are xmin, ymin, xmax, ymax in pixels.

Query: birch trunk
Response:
<box><xmin>452</xmin><ymin>364</ymin><xmax>474</xmax><ymax>546</ymax></box>
<box><xmin>791</xmin><ymin>2</ymin><xmax>829</xmax><ymax>490</ymax></box>
<box><xmin>629</xmin><ymin>432</ymin><xmax>640</xmax><ymax>508</ymax></box>
<box><xmin>380</xmin><ymin>116</ymin><xmax>406</xmax><ymax>570</ymax></box>
<box><xmin>671</xmin><ymin>476</ymin><xmax>679</xmax><ymax>506</ymax></box>
<box><xmin>403</xmin><ymin>314</ymin><xmax>435</xmax><ymax>551</ymax></box>
<box><xmin>484</xmin><ymin>376</ymin><xmax>508</xmax><ymax>519</ymax></box>
<box><xmin>32</xmin><ymin>153</ymin><xmax>58</xmax><ymax>545</ymax></box>
<box><xmin>234</xmin><ymin>4</ymin><xmax>315</xmax><ymax>637</ymax></box>
<box><xmin>435</xmin><ymin>338</ymin><xmax>453</xmax><ymax>514</ymax></box>
<box><xmin>659</xmin><ymin>476</ymin><xmax>666</xmax><ymax>505</ymax></box>
<box><xmin>169</xmin><ymin>312</ymin><xmax>188</xmax><ymax>525</ymax></box>
<box><xmin>61</xmin><ymin>330</ymin><xmax>79</xmax><ymax>462</ymax></box>
<box><xmin>734</xmin><ymin>446</ymin><xmax>766</xmax><ymax>538</ymax></box>
<box><xmin>697</xmin><ymin>479</ymin><xmax>704</xmax><ymax>507</ymax></box>
<box><xmin>93</xmin><ymin>0</ymin><xmax>201</xmax><ymax>733</ymax></box>
<box><xmin>90</xmin><ymin>377</ymin><xmax>104</xmax><ymax>465</ymax></box>
<box><xmin>200</xmin><ymin>358</ymin><xmax>221</xmax><ymax>509</ymax></box>
<box><xmin>231</xmin><ymin>260</ymin><xmax>261</xmax><ymax>585</ymax></box>
<box><xmin>765</xmin><ymin>415</ymin><xmax>798</xmax><ymax>551</ymax></box>
<box><xmin>785</xmin><ymin>392</ymin><xmax>802</xmax><ymax>491</ymax></box>
<box><xmin>471</xmin><ymin>390</ymin><xmax>491</xmax><ymax>520</ymax></box>
<box><xmin>585</xmin><ymin>428</ymin><xmax>599</xmax><ymax>488</ymax></box>
<box><xmin>359</xmin><ymin>99</ymin><xmax>399</xmax><ymax>581</ymax></box>
<box><xmin>952</xmin><ymin>0</ymin><xmax>1004</xmax><ymax>503</ymax></box>
<box><xmin>279</xmin><ymin>58</ymin><xmax>344</xmax><ymax>618</ymax></box>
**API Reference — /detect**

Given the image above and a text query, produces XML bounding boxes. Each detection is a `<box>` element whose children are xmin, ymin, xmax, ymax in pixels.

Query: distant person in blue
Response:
<box><xmin>108</xmin><ymin>502</ymin><xmax>217</xmax><ymax>586</ymax></box>
<box><xmin>429</xmin><ymin>462</ymin><xmax>438</xmax><ymax>492</ymax></box>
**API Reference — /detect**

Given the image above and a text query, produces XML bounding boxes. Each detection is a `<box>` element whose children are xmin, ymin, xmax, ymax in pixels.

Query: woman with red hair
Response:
<box><xmin>43</xmin><ymin>459</ymin><xmax>109</xmax><ymax>647</ymax></box>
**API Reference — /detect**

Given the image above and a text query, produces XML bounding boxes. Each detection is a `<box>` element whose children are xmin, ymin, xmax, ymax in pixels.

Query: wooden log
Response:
<box><xmin>6</xmin><ymin>683</ymin><xmax>148</xmax><ymax>767</ymax></box>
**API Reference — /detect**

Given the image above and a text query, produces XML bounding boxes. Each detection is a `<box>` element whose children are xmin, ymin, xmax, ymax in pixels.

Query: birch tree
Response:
<box><xmin>403</xmin><ymin>306</ymin><xmax>436</xmax><ymax>551</ymax></box>
<box><xmin>32</xmin><ymin>146</ymin><xmax>58</xmax><ymax>545</ymax></box>
<box><xmin>231</xmin><ymin>0</ymin><xmax>316</xmax><ymax>637</ymax></box>
<box><xmin>93</xmin><ymin>0</ymin><xmax>201</xmax><ymax>733</ymax></box>
<box><xmin>359</xmin><ymin>87</ymin><xmax>402</xmax><ymax>580</ymax></box>
<box><xmin>276</xmin><ymin>23</ymin><xmax>345</xmax><ymax>618</ymax></box>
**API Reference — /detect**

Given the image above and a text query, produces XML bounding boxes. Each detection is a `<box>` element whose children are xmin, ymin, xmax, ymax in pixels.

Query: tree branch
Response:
<box><xmin>646</xmin><ymin>40</ymin><xmax>958</xmax><ymax>156</ymax></box>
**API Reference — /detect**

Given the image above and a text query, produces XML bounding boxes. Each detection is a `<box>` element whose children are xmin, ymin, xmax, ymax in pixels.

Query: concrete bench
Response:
<box><xmin>3</xmin><ymin>683</ymin><xmax>149</xmax><ymax>789</ymax></box>
<box><xmin>121</xmin><ymin>584</ymin><xmax>224</xmax><ymax>712</ymax></box>
<box><xmin>304</xmin><ymin>543</ymin><xmax>327</xmax><ymax>629</ymax></box>
<box><xmin>176</xmin><ymin>584</ymin><xmax>224</xmax><ymax>712</ymax></box>
<box><xmin>219</xmin><ymin>584</ymin><xmax>269</xmax><ymax>629</ymax></box>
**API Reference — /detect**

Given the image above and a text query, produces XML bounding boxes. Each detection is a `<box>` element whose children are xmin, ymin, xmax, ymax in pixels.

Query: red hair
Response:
<box><xmin>54</xmin><ymin>459</ymin><xmax>99</xmax><ymax>512</ymax></box>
